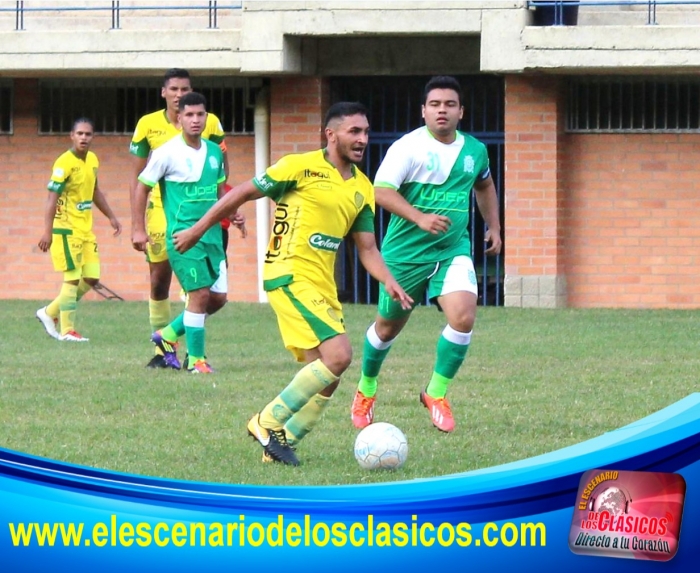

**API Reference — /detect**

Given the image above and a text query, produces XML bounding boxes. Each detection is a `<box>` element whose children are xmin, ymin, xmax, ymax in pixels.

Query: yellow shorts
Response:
<box><xmin>50</xmin><ymin>230</ymin><xmax>100</xmax><ymax>275</ymax></box>
<box><xmin>267</xmin><ymin>281</ymin><xmax>345</xmax><ymax>362</ymax></box>
<box><xmin>146</xmin><ymin>203</ymin><xmax>168</xmax><ymax>264</ymax></box>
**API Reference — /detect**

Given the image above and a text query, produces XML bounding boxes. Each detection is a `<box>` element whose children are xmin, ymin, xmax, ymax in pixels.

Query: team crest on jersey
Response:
<box><xmin>186</xmin><ymin>158</ymin><xmax>193</xmax><ymax>172</ymax></box>
<box><xmin>463</xmin><ymin>156</ymin><xmax>475</xmax><ymax>174</ymax></box>
<box><xmin>354</xmin><ymin>192</ymin><xmax>364</xmax><ymax>209</ymax></box>
<box><xmin>209</xmin><ymin>156</ymin><xmax>219</xmax><ymax>170</ymax></box>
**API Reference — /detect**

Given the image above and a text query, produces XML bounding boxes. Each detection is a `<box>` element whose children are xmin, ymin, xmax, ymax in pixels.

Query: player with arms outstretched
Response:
<box><xmin>173</xmin><ymin>102</ymin><xmax>412</xmax><ymax>465</ymax></box>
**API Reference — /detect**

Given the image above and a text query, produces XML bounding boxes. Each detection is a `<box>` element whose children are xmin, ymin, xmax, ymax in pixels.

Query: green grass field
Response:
<box><xmin>1</xmin><ymin>299</ymin><xmax>698</xmax><ymax>486</ymax></box>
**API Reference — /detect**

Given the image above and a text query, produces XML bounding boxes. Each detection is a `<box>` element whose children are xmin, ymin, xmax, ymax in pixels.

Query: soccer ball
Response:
<box><xmin>354</xmin><ymin>422</ymin><xmax>408</xmax><ymax>470</ymax></box>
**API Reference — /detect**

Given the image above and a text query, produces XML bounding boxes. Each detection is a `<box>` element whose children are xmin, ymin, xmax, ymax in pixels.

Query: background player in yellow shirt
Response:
<box><xmin>129</xmin><ymin>68</ymin><xmax>229</xmax><ymax>368</ymax></box>
<box><xmin>173</xmin><ymin>102</ymin><xmax>412</xmax><ymax>466</ymax></box>
<box><xmin>36</xmin><ymin>118</ymin><xmax>122</xmax><ymax>342</ymax></box>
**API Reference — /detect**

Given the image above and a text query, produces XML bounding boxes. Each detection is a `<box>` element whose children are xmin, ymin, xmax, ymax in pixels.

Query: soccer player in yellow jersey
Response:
<box><xmin>129</xmin><ymin>68</ymin><xmax>229</xmax><ymax>368</ymax></box>
<box><xmin>173</xmin><ymin>102</ymin><xmax>412</xmax><ymax>466</ymax></box>
<box><xmin>36</xmin><ymin>118</ymin><xmax>122</xmax><ymax>342</ymax></box>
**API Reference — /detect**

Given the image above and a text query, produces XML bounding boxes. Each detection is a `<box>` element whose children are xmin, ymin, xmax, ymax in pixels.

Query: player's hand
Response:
<box><xmin>172</xmin><ymin>228</ymin><xmax>200</xmax><ymax>254</ymax></box>
<box><xmin>384</xmin><ymin>277</ymin><xmax>414</xmax><ymax>311</ymax></box>
<box><xmin>484</xmin><ymin>228</ymin><xmax>502</xmax><ymax>256</ymax></box>
<box><xmin>417</xmin><ymin>213</ymin><xmax>451</xmax><ymax>235</ymax></box>
<box><xmin>111</xmin><ymin>218</ymin><xmax>123</xmax><ymax>237</ymax></box>
<box><xmin>131</xmin><ymin>229</ymin><xmax>150</xmax><ymax>252</ymax></box>
<box><xmin>230</xmin><ymin>212</ymin><xmax>247</xmax><ymax>239</ymax></box>
<box><xmin>38</xmin><ymin>233</ymin><xmax>52</xmax><ymax>252</ymax></box>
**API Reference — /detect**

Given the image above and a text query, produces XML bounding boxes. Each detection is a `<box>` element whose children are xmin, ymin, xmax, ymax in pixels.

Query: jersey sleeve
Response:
<box><xmin>137</xmin><ymin>147</ymin><xmax>169</xmax><ymax>187</ymax></box>
<box><xmin>476</xmin><ymin>142</ymin><xmax>491</xmax><ymax>182</ymax></box>
<box><xmin>374</xmin><ymin>138</ymin><xmax>412</xmax><ymax>190</ymax></box>
<box><xmin>252</xmin><ymin>155</ymin><xmax>299</xmax><ymax>201</ymax></box>
<box><xmin>204</xmin><ymin>114</ymin><xmax>225</xmax><ymax>145</ymax></box>
<box><xmin>47</xmin><ymin>157</ymin><xmax>69</xmax><ymax>194</ymax></box>
<box><xmin>130</xmin><ymin>116</ymin><xmax>151</xmax><ymax>158</ymax></box>
<box><xmin>349</xmin><ymin>204</ymin><xmax>375</xmax><ymax>234</ymax></box>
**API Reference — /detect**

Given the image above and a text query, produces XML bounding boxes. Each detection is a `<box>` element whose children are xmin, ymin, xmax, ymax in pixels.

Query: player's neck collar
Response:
<box><xmin>323</xmin><ymin>148</ymin><xmax>356</xmax><ymax>179</ymax></box>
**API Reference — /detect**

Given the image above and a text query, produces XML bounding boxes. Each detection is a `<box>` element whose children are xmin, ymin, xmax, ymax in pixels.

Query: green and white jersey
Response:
<box><xmin>376</xmin><ymin>126</ymin><xmax>490</xmax><ymax>263</ymax></box>
<box><xmin>138</xmin><ymin>136</ymin><xmax>225</xmax><ymax>249</ymax></box>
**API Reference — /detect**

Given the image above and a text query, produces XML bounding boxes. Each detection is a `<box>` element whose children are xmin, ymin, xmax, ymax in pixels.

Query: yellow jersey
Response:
<box><xmin>47</xmin><ymin>150</ymin><xmax>99</xmax><ymax>240</ymax></box>
<box><xmin>129</xmin><ymin>109</ymin><xmax>225</xmax><ymax>208</ymax></box>
<box><xmin>253</xmin><ymin>149</ymin><xmax>375</xmax><ymax>301</ymax></box>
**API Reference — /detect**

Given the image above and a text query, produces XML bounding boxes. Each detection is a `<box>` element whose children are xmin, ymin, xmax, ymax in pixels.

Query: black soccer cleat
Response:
<box><xmin>247</xmin><ymin>414</ymin><xmax>300</xmax><ymax>466</ymax></box>
<box><xmin>145</xmin><ymin>354</ymin><xmax>168</xmax><ymax>369</ymax></box>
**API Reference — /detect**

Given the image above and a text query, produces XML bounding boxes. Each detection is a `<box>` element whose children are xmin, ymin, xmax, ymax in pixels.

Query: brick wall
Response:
<box><xmin>504</xmin><ymin>75</ymin><xmax>567</xmax><ymax>307</ymax></box>
<box><xmin>563</xmin><ymin>133</ymin><xmax>700</xmax><ymax>308</ymax></box>
<box><xmin>269</xmin><ymin>76</ymin><xmax>329</xmax><ymax>159</ymax></box>
<box><xmin>0</xmin><ymin>78</ymin><xmax>258</xmax><ymax>303</ymax></box>
<box><xmin>504</xmin><ymin>74</ymin><xmax>700</xmax><ymax>308</ymax></box>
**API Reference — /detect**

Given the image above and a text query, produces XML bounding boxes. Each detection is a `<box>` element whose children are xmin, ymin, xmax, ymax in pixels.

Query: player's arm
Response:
<box><xmin>38</xmin><ymin>192</ymin><xmax>59</xmax><ymax>252</ymax></box>
<box><xmin>218</xmin><ymin>181</ymin><xmax>247</xmax><ymax>238</ymax></box>
<box><xmin>353</xmin><ymin>230</ymin><xmax>413</xmax><ymax>310</ymax></box>
<box><xmin>131</xmin><ymin>180</ymin><xmax>152</xmax><ymax>252</ymax></box>
<box><xmin>220</xmin><ymin>141</ymin><xmax>230</xmax><ymax>182</ymax></box>
<box><xmin>173</xmin><ymin>180</ymin><xmax>262</xmax><ymax>253</ymax></box>
<box><xmin>375</xmin><ymin>186</ymin><xmax>451</xmax><ymax>235</ymax></box>
<box><xmin>93</xmin><ymin>182</ymin><xmax>122</xmax><ymax>237</ymax></box>
<box><xmin>473</xmin><ymin>175</ymin><xmax>502</xmax><ymax>256</ymax></box>
<box><xmin>129</xmin><ymin>154</ymin><xmax>148</xmax><ymax>212</ymax></box>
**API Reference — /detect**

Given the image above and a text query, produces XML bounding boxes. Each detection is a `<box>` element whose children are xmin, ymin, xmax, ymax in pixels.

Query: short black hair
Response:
<box><xmin>423</xmin><ymin>76</ymin><xmax>463</xmax><ymax>106</ymax></box>
<box><xmin>324</xmin><ymin>101</ymin><xmax>368</xmax><ymax>127</ymax></box>
<box><xmin>178</xmin><ymin>92</ymin><xmax>207</xmax><ymax>111</ymax></box>
<box><xmin>163</xmin><ymin>68</ymin><xmax>191</xmax><ymax>87</ymax></box>
<box><xmin>72</xmin><ymin>117</ymin><xmax>94</xmax><ymax>131</ymax></box>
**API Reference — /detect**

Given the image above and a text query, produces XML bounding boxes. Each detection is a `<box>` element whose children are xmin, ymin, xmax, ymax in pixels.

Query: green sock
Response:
<box><xmin>284</xmin><ymin>394</ymin><xmax>332</xmax><ymax>446</ymax></box>
<box><xmin>76</xmin><ymin>279</ymin><xmax>92</xmax><ymax>301</ymax></box>
<box><xmin>183</xmin><ymin>311</ymin><xmax>206</xmax><ymax>361</ymax></box>
<box><xmin>161</xmin><ymin>312</ymin><xmax>185</xmax><ymax>342</ymax></box>
<box><xmin>426</xmin><ymin>328</ymin><xmax>470</xmax><ymax>398</ymax></box>
<box><xmin>358</xmin><ymin>323</ymin><xmax>395</xmax><ymax>398</ymax></box>
<box><xmin>260</xmin><ymin>360</ymin><xmax>338</xmax><ymax>430</ymax></box>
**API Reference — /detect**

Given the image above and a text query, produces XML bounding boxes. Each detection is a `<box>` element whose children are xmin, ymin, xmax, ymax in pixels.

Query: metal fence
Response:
<box><xmin>0</xmin><ymin>1</ymin><xmax>242</xmax><ymax>30</ymax></box>
<box><xmin>528</xmin><ymin>1</ymin><xmax>700</xmax><ymax>26</ymax></box>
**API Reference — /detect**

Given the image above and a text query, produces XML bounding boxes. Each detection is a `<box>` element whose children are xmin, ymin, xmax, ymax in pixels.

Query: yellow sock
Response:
<box><xmin>284</xmin><ymin>394</ymin><xmax>331</xmax><ymax>446</ymax></box>
<box><xmin>46</xmin><ymin>297</ymin><xmax>61</xmax><ymax>319</ymax></box>
<box><xmin>76</xmin><ymin>279</ymin><xmax>92</xmax><ymax>301</ymax></box>
<box><xmin>259</xmin><ymin>360</ymin><xmax>338</xmax><ymax>431</ymax></box>
<box><xmin>58</xmin><ymin>283</ymin><xmax>79</xmax><ymax>335</ymax></box>
<box><xmin>149</xmin><ymin>298</ymin><xmax>171</xmax><ymax>332</ymax></box>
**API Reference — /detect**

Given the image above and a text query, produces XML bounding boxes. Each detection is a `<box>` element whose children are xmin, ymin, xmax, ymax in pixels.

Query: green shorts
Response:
<box><xmin>167</xmin><ymin>242</ymin><xmax>226</xmax><ymax>293</ymax></box>
<box><xmin>378</xmin><ymin>255</ymin><xmax>478</xmax><ymax>320</ymax></box>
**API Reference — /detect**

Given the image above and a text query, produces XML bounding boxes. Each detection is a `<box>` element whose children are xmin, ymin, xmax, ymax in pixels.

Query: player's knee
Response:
<box><xmin>449</xmin><ymin>313</ymin><xmax>475</xmax><ymax>333</ymax></box>
<box><xmin>332</xmin><ymin>347</ymin><xmax>353</xmax><ymax>374</ymax></box>
<box><xmin>207</xmin><ymin>293</ymin><xmax>227</xmax><ymax>315</ymax></box>
<box><xmin>374</xmin><ymin>319</ymin><xmax>404</xmax><ymax>341</ymax></box>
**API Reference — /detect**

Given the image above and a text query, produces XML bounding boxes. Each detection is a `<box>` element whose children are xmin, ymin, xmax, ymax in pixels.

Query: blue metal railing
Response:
<box><xmin>528</xmin><ymin>1</ymin><xmax>700</xmax><ymax>26</ymax></box>
<box><xmin>0</xmin><ymin>1</ymin><xmax>243</xmax><ymax>30</ymax></box>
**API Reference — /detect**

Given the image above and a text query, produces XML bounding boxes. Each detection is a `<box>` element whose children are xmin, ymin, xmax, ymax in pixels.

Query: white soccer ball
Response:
<box><xmin>354</xmin><ymin>422</ymin><xmax>408</xmax><ymax>470</ymax></box>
